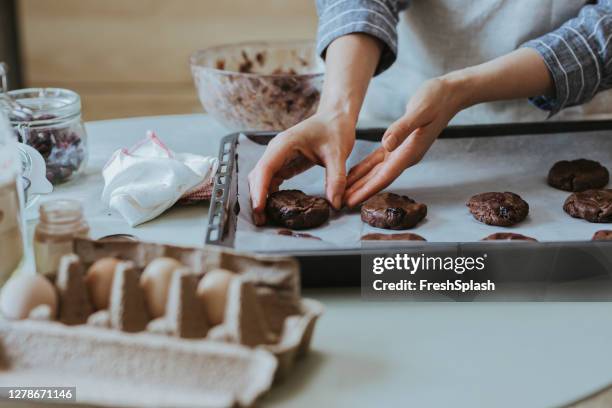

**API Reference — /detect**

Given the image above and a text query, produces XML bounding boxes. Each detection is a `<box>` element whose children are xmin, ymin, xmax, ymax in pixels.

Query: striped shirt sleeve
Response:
<box><xmin>316</xmin><ymin>0</ymin><xmax>410</xmax><ymax>75</ymax></box>
<box><xmin>522</xmin><ymin>0</ymin><xmax>612</xmax><ymax>115</ymax></box>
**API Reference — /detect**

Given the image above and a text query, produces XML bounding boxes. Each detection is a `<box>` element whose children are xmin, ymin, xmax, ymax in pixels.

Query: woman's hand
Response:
<box><xmin>344</xmin><ymin>77</ymin><xmax>464</xmax><ymax>207</ymax></box>
<box><xmin>248</xmin><ymin>111</ymin><xmax>356</xmax><ymax>225</ymax></box>
<box><xmin>247</xmin><ymin>33</ymin><xmax>383</xmax><ymax>225</ymax></box>
<box><xmin>344</xmin><ymin>48</ymin><xmax>553</xmax><ymax>208</ymax></box>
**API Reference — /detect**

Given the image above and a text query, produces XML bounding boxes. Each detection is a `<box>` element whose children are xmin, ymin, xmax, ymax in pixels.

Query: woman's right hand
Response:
<box><xmin>248</xmin><ymin>33</ymin><xmax>383</xmax><ymax>226</ymax></box>
<box><xmin>248</xmin><ymin>111</ymin><xmax>356</xmax><ymax>225</ymax></box>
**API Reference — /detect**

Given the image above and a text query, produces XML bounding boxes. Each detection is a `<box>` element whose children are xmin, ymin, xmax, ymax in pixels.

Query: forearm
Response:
<box><xmin>522</xmin><ymin>0</ymin><xmax>612</xmax><ymax>114</ymax></box>
<box><xmin>317</xmin><ymin>34</ymin><xmax>382</xmax><ymax>124</ymax></box>
<box><xmin>444</xmin><ymin>48</ymin><xmax>554</xmax><ymax>110</ymax></box>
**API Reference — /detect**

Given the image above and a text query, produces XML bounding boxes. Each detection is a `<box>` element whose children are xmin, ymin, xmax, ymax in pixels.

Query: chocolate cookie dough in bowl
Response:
<box><xmin>361</xmin><ymin>192</ymin><xmax>427</xmax><ymax>230</ymax></box>
<box><xmin>467</xmin><ymin>192</ymin><xmax>529</xmax><ymax>227</ymax></box>
<box><xmin>191</xmin><ymin>41</ymin><xmax>324</xmax><ymax>131</ymax></box>
<box><xmin>563</xmin><ymin>189</ymin><xmax>612</xmax><ymax>223</ymax></box>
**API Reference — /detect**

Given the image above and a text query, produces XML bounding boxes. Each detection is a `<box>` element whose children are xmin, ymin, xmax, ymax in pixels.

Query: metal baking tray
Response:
<box><xmin>206</xmin><ymin>121</ymin><xmax>612</xmax><ymax>290</ymax></box>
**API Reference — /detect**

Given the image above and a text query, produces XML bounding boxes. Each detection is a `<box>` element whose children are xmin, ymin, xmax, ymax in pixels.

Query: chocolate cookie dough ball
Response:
<box><xmin>265</xmin><ymin>190</ymin><xmax>330</xmax><ymax>230</ymax></box>
<box><xmin>361</xmin><ymin>232</ymin><xmax>427</xmax><ymax>241</ymax></box>
<box><xmin>361</xmin><ymin>192</ymin><xmax>427</xmax><ymax>230</ymax></box>
<box><xmin>467</xmin><ymin>192</ymin><xmax>529</xmax><ymax>226</ymax></box>
<box><xmin>592</xmin><ymin>230</ymin><xmax>612</xmax><ymax>241</ymax></box>
<box><xmin>563</xmin><ymin>189</ymin><xmax>612</xmax><ymax>223</ymax></box>
<box><xmin>548</xmin><ymin>159</ymin><xmax>609</xmax><ymax>192</ymax></box>
<box><xmin>481</xmin><ymin>232</ymin><xmax>537</xmax><ymax>242</ymax></box>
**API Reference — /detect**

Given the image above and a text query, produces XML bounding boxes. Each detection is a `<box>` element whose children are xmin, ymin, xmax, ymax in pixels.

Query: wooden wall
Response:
<box><xmin>17</xmin><ymin>0</ymin><xmax>318</xmax><ymax>120</ymax></box>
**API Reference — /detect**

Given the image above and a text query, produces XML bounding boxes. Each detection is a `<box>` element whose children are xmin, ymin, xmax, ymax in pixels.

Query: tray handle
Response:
<box><xmin>206</xmin><ymin>133</ymin><xmax>240</xmax><ymax>247</ymax></box>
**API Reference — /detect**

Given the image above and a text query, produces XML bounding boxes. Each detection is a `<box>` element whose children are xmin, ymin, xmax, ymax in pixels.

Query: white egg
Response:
<box><xmin>0</xmin><ymin>274</ymin><xmax>58</xmax><ymax>320</ymax></box>
<box><xmin>86</xmin><ymin>257</ymin><xmax>121</xmax><ymax>310</ymax></box>
<box><xmin>196</xmin><ymin>268</ymin><xmax>234</xmax><ymax>326</ymax></box>
<box><xmin>140</xmin><ymin>257</ymin><xmax>183</xmax><ymax>318</ymax></box>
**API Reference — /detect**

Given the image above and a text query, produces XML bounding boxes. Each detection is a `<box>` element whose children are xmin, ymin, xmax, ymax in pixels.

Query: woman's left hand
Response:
<box><xmin>343</xmin><ymin>76</ymin><xmax>465</xmax><ymax>207</ymax></box>
<box><xmin>344</xmin><ymin>47</ymin><xmax>554</xmax><ymax>208</ymax></box>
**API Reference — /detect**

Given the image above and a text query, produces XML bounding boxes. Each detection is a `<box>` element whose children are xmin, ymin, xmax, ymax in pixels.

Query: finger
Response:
<box><xmin>393</xmin><ymin>123</ymin><xmax>440</xmax><ymax>168</ymax></box>
<box><xmin>275</xmin><ymin>155</ymin><xmax>314</xmax><ymax>181</ymax></box>
<box><xmin>270</xmin><ymin>158</ymin><xmax>315</xmax><ymax>194</ymax></box>
<box><xmin>346</xmin><ymin>147</ymin><xmax>385</xmax><ymax>187</ymax></box>
<box><xmin>248</xmin><ymin>143</ymin><xmax>290</xmax><ymax>225</ymax></box>
<box><xmin>344</xmin><ymin>162</ymin><xmax>382</xmax><ymax>202</ymax></box>
<box><xmin>345</xmin><ymin>157</ymin><xmax>405</xmax><ymax>208</ymax></box>
<box><xmin>381</xmin><ymin>110</ymin><xmax>421</xmax><ymax>151</ymax></box>
<box><xmin>322</xmin><ymin>154</ymin><xmax>347</xmax><ymax>210</ymax></box>
<box><xmin>346</xmin><ymin>128</ymin><xmax>432</xmax><ymax>207</ymax></box>
<box><xmin>382</xmin><ymin>94</ymin><xmax>438</xmax><ymax>152</ymax></box>
<box><xmin>347</xmin><ymin>123</ymin><xmax>442</xmax><ymax>207</ymax></box>
<box><xmin>269</xmin><ymin>176</ymin><xmax>284</xmax><ymax>193</ymax></box>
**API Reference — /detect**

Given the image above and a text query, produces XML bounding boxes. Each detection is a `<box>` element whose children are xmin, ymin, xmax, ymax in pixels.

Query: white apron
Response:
<box><xmin>361</xmin><ymin>0</ymin><xmax>612</xmax><ymax>126</ymax></box>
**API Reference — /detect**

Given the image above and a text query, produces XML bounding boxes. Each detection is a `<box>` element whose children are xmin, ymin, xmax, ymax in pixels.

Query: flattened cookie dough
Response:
<box><xmin>361</xmin><ymin>192</ymin><xmax>427</xmax><ymax>230</ymax></box>
<box><xmin>592</xmin><ymin>230</ymin><xmax>612</xmax><ymax>241</ymax></box>
<box><xmin>277</xmin><ymin>229</ymin><xmax>321</xmax><ymax>240</ymax></box>
<box><xmin>361</xmin><ymin>232</ymin><xmax>426</xmax><ymax>241</ymax></box>
<box><xmin>265</xmin><ymin>190</ymin><xmax>330</xmax><ymax>229</ymax></box>
<box><xmin>548</xmin><ymin>159</ymin><xmax>609</xmax><ymax>192</ymax></box>
<box><xmin>563</xmin><ymin>189</ymin><xmax>612</xmax><ymax>223</ymax></box>
<box><xmin>467</xmin><ymin>192</ymin><xmax>529</xmax><ymax>226</ymax></box>
<box><xmin>481</xmin><ymin>232</ymin><xmax>537</xmax><ymax>242</ymax></box>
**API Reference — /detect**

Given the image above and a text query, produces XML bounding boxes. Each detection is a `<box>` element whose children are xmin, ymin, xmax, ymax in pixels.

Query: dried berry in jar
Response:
<box><xmin>16</xmin><ymin>115</ymin><xmax>86</xmax><ymax>184</ymax></box>
<box><xmin>9</xmin><ymin>88</ymin><xmax>88</xmax><ymax>185</ymax></box>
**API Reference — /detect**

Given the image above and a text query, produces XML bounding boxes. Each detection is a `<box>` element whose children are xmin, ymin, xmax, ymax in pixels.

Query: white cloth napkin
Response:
<box><xmin>102</xmin><ymin>131</ymin><xmax>218</xmax><ymax>226</ymax></box>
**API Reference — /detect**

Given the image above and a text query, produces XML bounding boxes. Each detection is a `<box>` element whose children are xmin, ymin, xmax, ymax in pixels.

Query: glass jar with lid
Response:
<box><xmin>34</xmin><ymin>199</ymin><xmax>89</xmax><ymax>279</ymax></box>
<box><xmin>8</xmin><ymin>88</ymin><xmax>88</xmax><ymax>185</ymax></box>
<box><xmin>0</xmin><ymin>111</ymin><xmax>24</xmax><ymax>286</ymax></box>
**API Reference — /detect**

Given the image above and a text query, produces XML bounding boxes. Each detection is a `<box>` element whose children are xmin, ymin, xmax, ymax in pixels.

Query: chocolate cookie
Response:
<box><xmin>563</xmin><ymin>189</ymin><xmax>612</xmax><ymax>223</ymax></box>
<box><xmin>481</xmin><ymin>232</ymin><xmax>537</xmax><ymax>242</ymax></box>
<box><xmin>361</xmin><ymin>233</ymin><xmax>426</xmax><ymax>241</ymax></box>
<box><xmin>547</xmin><ymin>159</ymin><xmax>609</xmax><ymax>192</ymax></box>
<box><xmin>361</xmin><ymin>192</ymin><xmax>427</xmax><ymax>230</ymax></box>
<box><xmin>265</xmin><ymin>190</ymin><xmax>330</xmax><ymax>229</ymax></box>
<box><xmin>592</xmin><ymin>230</ymin><xmax>612</xmax><ymax>241</ymax></box>
<box><xmin>467</xmin><ymin>192</ymin><xmax>529</xmax><ymax>226</ymax></box>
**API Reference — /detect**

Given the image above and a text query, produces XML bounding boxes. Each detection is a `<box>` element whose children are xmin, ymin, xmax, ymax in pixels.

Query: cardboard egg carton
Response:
<box><xmin>0</xmin><ymin>238</ymin><xmax>323</xmax><ymax>408</ymax></box>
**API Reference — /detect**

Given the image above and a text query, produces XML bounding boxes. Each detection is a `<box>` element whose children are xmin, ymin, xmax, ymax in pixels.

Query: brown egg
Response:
<box><xmin>196</xmin><ymin>268</ymin><xmax>234</xmax><ymax>326</ymax></box>
<box><xmin>140</xmin><ymin>257</ymin><xmax>183</xmax><ymax>318</ymax></box>
<box><xmin>0</xmin><ymin>274</ymin><xmax>58</xmax><ymax>320</ymax></box>
<box><xmin>86</xmin><ymin>257</ymin><xmax>121</xmax><ymax>310</ymax></box>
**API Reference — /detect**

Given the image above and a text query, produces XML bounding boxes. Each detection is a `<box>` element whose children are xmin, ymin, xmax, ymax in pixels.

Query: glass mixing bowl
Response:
<box><xmin>191</xmin><ymin>40</ymin><xmax>324</xmax><ymax>131</ymax></box>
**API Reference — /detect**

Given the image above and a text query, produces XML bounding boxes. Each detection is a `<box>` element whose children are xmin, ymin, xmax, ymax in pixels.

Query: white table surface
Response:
<box><xmin>25</xmin><ymin>114</ymin><xmax>612</xmax><ymax>408</ymax></box>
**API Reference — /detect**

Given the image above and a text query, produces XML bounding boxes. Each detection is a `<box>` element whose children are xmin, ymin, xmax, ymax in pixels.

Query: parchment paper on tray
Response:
<box><xmin>235</xmin><ymin>131</ymin><xmax>612</xmax><ymax>252</ymax></box>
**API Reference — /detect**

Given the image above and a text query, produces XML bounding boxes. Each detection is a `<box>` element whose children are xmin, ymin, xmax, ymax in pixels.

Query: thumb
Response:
<box><xmin>323</xmin><ymin>155</ymin><xmax>347</xmax><ymax>210</ymax></box>
<box><xmin>248</xmin><ymin>141</ymin><xmax>289</xmax><ymax>225</ymax></box>
<box><xmin>393</xmin><ymin>122</ymin><xmax>441</xmax><ymax>169</ymax></box>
